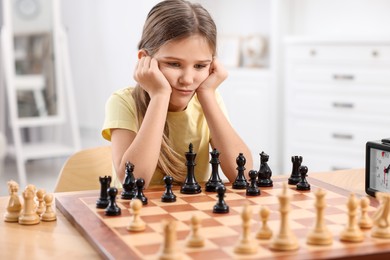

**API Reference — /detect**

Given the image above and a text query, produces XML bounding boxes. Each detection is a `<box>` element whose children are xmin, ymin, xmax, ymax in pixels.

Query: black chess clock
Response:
<box><xmin>366</xmin><ymin>138</ymin><xmax>390</xmax><ymax>197</ymax></box>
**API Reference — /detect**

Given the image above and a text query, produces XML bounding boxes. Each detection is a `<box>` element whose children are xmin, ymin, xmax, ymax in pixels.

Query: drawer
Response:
<box><xmin>287</xmin><ymin>119</ymin><xmax>390</xmax><ymax>149</ymax></box>
<box><xmin>286</xmin><ymin>45</ymin><xmax>390</xmax><ymax>62</ymax></box>
<box><xmin>290</xmin><ymin>92</ymin><xmax>390</xmax><ymax>117</ymax></box>
<box><xmin>291</xmin><ymin>65</ymin><xmax>390</xmax><ymax>85</ymax></box>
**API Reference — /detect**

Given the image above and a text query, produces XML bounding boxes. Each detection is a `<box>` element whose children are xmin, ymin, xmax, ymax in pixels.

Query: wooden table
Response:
<box><xmin>0</xmin><ymin>169</ymin><xmax>367</xmax><ymax>259</ymax></box>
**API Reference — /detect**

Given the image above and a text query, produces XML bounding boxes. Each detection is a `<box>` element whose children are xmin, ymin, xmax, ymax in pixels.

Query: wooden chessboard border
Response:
<box><xmin>55</xmin><ymin>178</ymin><xmax>390</xmax><ymax>260</ymax></box>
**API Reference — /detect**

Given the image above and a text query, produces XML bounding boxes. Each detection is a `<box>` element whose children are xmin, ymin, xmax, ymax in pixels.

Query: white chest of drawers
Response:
<box><xmin>283</xmin><ymin>39</ymin><xmax>390</xmax><ymax>173</ymax></box>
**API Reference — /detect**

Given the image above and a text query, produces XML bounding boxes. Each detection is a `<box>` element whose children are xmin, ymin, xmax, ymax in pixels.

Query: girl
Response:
<box><xmin>102</xmin><ymin>0</ymin><xmax>253</xmax><ymax>187</ymax></box>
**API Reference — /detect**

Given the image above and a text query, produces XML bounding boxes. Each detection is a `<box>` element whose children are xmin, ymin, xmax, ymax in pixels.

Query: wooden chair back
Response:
<box><xmin>54</xmin><ymin>146</ymin><xmax>112</xmax><ymax>192</ymax></box>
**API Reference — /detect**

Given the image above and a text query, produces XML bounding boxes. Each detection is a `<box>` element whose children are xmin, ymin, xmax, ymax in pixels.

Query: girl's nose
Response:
<box><xmin>179</xmin><ymin>69</ymin><xmax>194</xmax><ymax>86</ymax></box>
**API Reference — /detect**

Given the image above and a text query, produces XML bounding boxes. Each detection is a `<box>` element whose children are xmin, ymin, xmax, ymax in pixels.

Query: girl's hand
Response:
<box><xmin>196</xmin><ymin>58</ymin><xmax>228</xmax><ymax>95</ymax></box>
<box><xmin>134</xmin><ymin>54</ymin><xmax>172</xmax><ymax>98</ymax></box>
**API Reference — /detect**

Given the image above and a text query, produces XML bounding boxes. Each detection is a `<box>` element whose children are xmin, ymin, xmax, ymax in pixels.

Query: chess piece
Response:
<box><xmin>288</xmin><ymin>156</ymin><xmax>303</xmax><ymax>185</ymax></box>
<box><xmin>234</xmin><ymin>204</ymin><xmax>258</xmax><ymax>254</ymax></box>
<box><xmin>371</xmin><ymin>192</ymin><xmax>390</xmax><ymax>239</ymax></box>
<box><xmin>246</xmin><ymin>170</ymin><xmax>260</xmax><ymax>196</ymax></box>
<box><xmin>306</xmin><ymin>188</ymin><xmax>332</xmax><ymax>245</ymax></box>
<box><xmin>161</xmin><ymin>176</ymin><xmax>176</xmax><ymax>202</ymax></box>
<box><xmin>340</xmin><ymin>193</ymin><xmax>364</xmax><ymax>242</ymax></box>
<box><xmin>36</xmin><ymin>188</ymin><xmax>46</xmax><ymax>216</ymax></box>
<box><xmin>205</xmin><ymin>148</ymin><xmax>224</xmax><ymax>192</ymax></box>
<box><xmin>180</xmin><ymin>143</ymin><xmax>201</xmax><ymax>194</ymax></box>
<box><xmin>41</xmin><ymin>193</ymin><xmax>57</xmax><ymax>222</ymax></box>
<box><xmin>358</xmin><ymin>197</ymin><xmax>373</xmax><ymax>229</ymax></box>
<box><xmin>296</xmin><ymin>165</ymin><xmax>310</xmax><ymax>191</ymax></box>
<box><xmin>232</xmin><ymin>153</ymin><xmax>249</xmax><ymax>189</ymax></box>
<box><xmin>105</xmin><ymin>187</ymin><xmax>121</xmax><ymax>216</ymax></box>
<box><xmin>96</xmin><ymin>176</ymin><xmax>111</xmax><ymax>208</ymax></box>
<box><xmin>257</xmin><ymin>151</ymin><xmax>273</xmax><ymax>187</ymax></box>
<box><xmin>270</xmin><ymin>183</ymin><xmax>299</xmax><ymax>251</ymax></box>
<box><xmin>121</xmin><ymin>162</ymin><xmax>136</xmax><ymax>200</ymax></box>
<box><xmin>127</xmin><ymin>199</ymin><xmax>146</xmax><ymax>231</ymax></box>
<box><xmin>18</xmin><ymin>185</ymin><xmax>40</xmax><ymax>225</ymax></box>
<box><xmin>134</xmin><ymin>178</ymin><xmax>148</xmax><ymax>205</ymax></box>
<box><xmin>186</xmin><ymin>215</ymin><xmax>205</xmax><ymax>247</ymax></box>
<box><xmin>256</xmin><ymin>206</ymin><xmax>273</xmax><ymax>240</ymax></box>
<box><xmin>4</xmin><ymin>180</ymin><xmax>22</xmax><ymax>222</ymax></box>
<box><xmin>159</xmin><ymin>220</ymin><xmax>181</xmax><ymax>260</ymax></box>
<box><xmin>213</xmin><ymin>184</ymin><xmax>229</xmax><ymax>213</ymax></box>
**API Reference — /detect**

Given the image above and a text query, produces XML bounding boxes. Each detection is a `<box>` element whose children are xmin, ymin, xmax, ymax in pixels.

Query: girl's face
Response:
<box><xmin>154</xmin><ymin>34</ymin><xmax>213</xmax><ymax>112</ymax></box>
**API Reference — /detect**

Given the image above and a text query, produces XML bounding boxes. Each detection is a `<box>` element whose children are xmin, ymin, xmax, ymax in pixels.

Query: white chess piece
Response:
<box><xmin>186</xmin><ymin>214</ymin><xmax>205</xmax><ymax>247</ymax></box>
<box><xmin>18</xmin><ymin>185</ymin><xmax>40</xmax><ymax>225</ymax></box>
<box><xmin>127</xmin><ymin>199</ymin><xmax>146</xmax><ymax>231</ymax></box>
<box><xmin>41</xmin><ymin>193</ymin><xmax>57</xmax><ymax>222</ymax></box>
<box><xmin>4</xmin><ymin>180</ymin><xmax>22</xmax><ymax>222</ymax></box>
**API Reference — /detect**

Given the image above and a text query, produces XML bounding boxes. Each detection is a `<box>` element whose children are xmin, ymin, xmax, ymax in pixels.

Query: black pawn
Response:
<box><xmin>213</xmin><ymin>185</ymin><xmax>229</xmax><ymax>214</ymax></box>
<box><xmin>180</xmin><ymin>143</ymin><xmax>202</xmax><ymax>194</ymax></box>
<box><xmin>246</xmin><ymin>170</ymin><xmax>260</xmax><ymax>196</ymax></box>
<box><xmin>288</xmin><ymin>156</ymin><xmax>303</xmax><ymax>185</ymax></box>
<box><xmin>296</xmin><ymin>165</ymin><xmax>311</xmax><ymax>191</ymax></box>
<box><xmin>257</xmin><ymin>151</ymin><xmax>273</xmax><ymax>187</ymax></box>
<box><xmin>96</xmin><ymin>175</ymin><xmax>111</xmax><ymax>209</ymax></box>
<box><xmin>105</xmin><ymin>187</ymin><xmax>121</xmax><ymax>216</ymax></box>
<box><xmin>232</xmin><ymin>153</ymin><xmax>249</xmax><ymax>189</ymax></box>
<box><xmin>205</xmin><ymin>148</ymin><xmax>224</xmax><ymax>192</ymax></box>
<box><xmin>133</xmin><ymin>178</ymin><xmax>148</xmax><ymax>205</ymax></box>
<box><xmin>161</xmin><ymin>176</ymin><xmax>176</xmax><ymax>202</ymax></box>
<box><xmin>121</xmin><ymin>162</ymin><xmax>136</xmax><ymax>199</ymax></box>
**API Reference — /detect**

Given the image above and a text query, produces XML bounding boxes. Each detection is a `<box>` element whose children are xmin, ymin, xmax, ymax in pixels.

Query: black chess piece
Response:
<box><xmin>288</xmin><ymin>156</ymin><xmax>303</xmax><ymax>185</ymax></box>
<box><xmin>213</xmin><ymin>184</ymin><xmax>229</xmax><ymax>213</ymax></box>
<box><xmin>133</xmin><ymin>178</ymin><xmax>148</xmax><ymax>205</ymax></box>
<box><xmin>246</xmin><ymin>170</ymin><xmax>260</xmax><ymax>196</ymax></box>
<box><xmin>161</xmin><ymin>176</ymin><xmax>176</xmax><ymax>202</ymax></box>
<box><xmin>180</xmin><ymin>143</ymin><xmax>202</xmax><ymax>194</ymax></box>
<box><xmin>205</xmin><ymin>148</ymin><xmax>224</xmax><ymax>192</ymax></box>
<box><xmin>96</xmin><ymin>175</ymin><xmax>111</xmax><ymax>208</ymax></box>
<box><xmin>257</xmin><ymin>151</ymin><xmax>273</xmax><ymax>187</ymax></box>
<box><xmin>232</xmin><ymin>153</ymin><xmax>249</xmax><ymax>189</ymax></box>
<box><xmin>121</xmin><ymin>162</ymin><xmax>136</xmax><ymax>200</ymax></box>
<box><xmin>296</xmin><ymin>165</ymin><xmax>311</xmax><ymax>191</ymax></box>
<box><xmin>104</xmin><ymin>187</ymin><xmax>121</xmax><ymax>216</ymax></box>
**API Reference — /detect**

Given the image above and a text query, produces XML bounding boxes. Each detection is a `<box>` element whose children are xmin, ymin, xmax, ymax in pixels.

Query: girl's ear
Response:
<box><xmin>138</xmin><ymin>49</ymin><xmax>148</xmax><ymax>59</ymax></box>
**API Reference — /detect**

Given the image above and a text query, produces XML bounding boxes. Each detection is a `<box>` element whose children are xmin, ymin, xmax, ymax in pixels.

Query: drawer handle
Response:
<box><xmin>332</xmin><ymin>133</ymin><xmax>353</xmax><ymax>140</ymax></box>
<box><xmin>332</xmin><ymin>102</ymin><xmax>354</xmax><ymax>109</ymax></box>
<box><xmin>333</xmin><ymin>74</ymin><xmax>355</xmax><ymax>81</ymax></box>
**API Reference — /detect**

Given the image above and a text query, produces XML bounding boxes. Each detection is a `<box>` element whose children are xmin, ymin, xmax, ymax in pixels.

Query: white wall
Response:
<box><xmin>61</xmin><ymin>0</ymin><xmax>159</xmax><ymax>132</ymax></box>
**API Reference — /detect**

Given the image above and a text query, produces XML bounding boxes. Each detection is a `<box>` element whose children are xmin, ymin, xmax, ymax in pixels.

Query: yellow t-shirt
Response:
<box><xmin>101</xmin><ymin>87</ymin><xmax>228</xmax><ymax>186</ymax></box>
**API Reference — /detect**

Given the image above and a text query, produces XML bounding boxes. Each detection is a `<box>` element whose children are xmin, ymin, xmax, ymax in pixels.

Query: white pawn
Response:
<box><xmin>234</xmin><ymin>203</ymin><xmax>258</xmax><ymax>254</ymax></box>
<box><xmin>256</xmin><ymin>206</ymin><xmax>273</xmax><ymax>240</ymax></box>
<box><xmin>127</xmin><ymin>199</ymin><xmax>145</xmax><ymax>231</ymax></box>
<box><xmin>186</xmin><ymin>214</ymin><xmax>205</xmax><ymax>247</ymax></box>
<box><xmin>41</xmin><ymin>193</ymin><xmax>57</xmax><ymax>222</ymax></box>
<box><xmin>36</xmin><ymin>189</ymin><xmax>46</xmax><ymax>216</ymax></box>
<box><xmin>4</xmin><ymin>180</ymin><xmax>22</xmax><ymax>222</ymax></box>
<box><xmin>19</xmin><ymin>185</ymin><xmax>40</xmax><ymax>225</ymax></box>
<box><xmin>159</xmin><ymin>220</ymin><xmax>181</xmax><ymax>260</ymax></box>
<box><xmin>358</xmin><ymin>197</ymin><xmax>373</xmax><ymax>229</ymax></box>
<box><xmin>340</xmin><ymin>193</ymin><xmax>364</xmax><ymax>242</ymax></box>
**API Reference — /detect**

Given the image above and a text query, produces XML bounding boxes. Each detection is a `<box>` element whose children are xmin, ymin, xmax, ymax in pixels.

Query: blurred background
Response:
<box><xmin>1</xmin><ymin>0</ymin><xmax>390</xmax><ymax>195</ymax></box>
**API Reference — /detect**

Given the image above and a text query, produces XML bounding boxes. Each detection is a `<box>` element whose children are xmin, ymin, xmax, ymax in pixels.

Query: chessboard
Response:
<box><xmin>55</xmin><ymin>178</ymin><xmax>390</xmax><ymax>260</ymax></box>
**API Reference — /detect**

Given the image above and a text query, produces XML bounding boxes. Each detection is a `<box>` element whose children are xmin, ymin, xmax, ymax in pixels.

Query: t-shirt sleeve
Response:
<box><xmin>101</xmin><ymin>88</ymin><xmax>138</xmax><ymax>141</ymax></box>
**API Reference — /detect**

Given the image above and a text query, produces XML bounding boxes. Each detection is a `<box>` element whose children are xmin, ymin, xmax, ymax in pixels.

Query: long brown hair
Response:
<box><xmin>133</xmin><ymin>0</ymin><xmax>217</xmax><ymax>182</ymax></box>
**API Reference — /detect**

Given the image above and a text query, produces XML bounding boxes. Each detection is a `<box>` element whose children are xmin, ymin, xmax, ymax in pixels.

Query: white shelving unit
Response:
<box><xmin>196</xmin><ymin>0</ymin><xmax>281</xmax><ymax>173</ymax></box>
<box><xmin>0</xmin><ymin>0</ymin><xmax>80</xmax><ymax>187</ymax></box>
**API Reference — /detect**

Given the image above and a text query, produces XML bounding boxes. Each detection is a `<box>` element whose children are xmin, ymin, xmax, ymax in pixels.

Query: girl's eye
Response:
<box><xmin>195</xmin><ymin>64</ymin><xmax>207</xmax><ymax>69</ymax></box>
<box><xmin>167</xmin><ymin>62</ymin><xmax>180</xmax><ymax>67</ymax></box>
